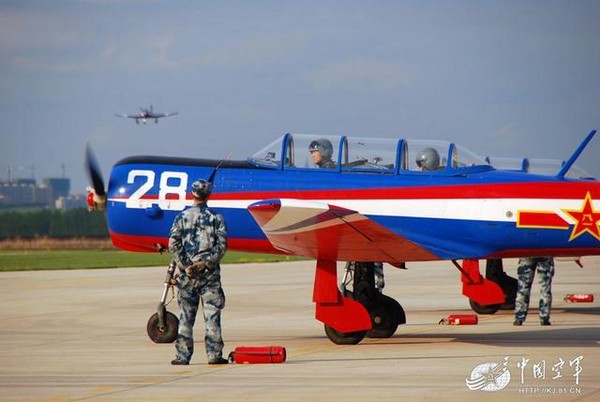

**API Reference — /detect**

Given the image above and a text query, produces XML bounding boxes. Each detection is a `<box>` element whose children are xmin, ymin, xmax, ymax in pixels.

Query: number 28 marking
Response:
<box><xmin>125</xmin><ymin>170</ymin><xmax>189</xmax><ymax>211</ymax></box>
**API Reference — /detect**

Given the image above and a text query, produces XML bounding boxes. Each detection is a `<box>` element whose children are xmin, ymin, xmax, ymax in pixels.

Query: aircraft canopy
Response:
<box><xmin>248</xmin><ymin>133</ymin><xmax>491</xmax><ymax>174</ymax></box>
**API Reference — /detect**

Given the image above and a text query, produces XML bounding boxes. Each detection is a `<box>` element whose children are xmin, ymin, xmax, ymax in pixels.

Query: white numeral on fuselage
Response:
<box><xmin>124</xmin><ymin>170</ymin><xmax>189</xmax><ymax>211</ymax></box>
<box><xmin>158</xmin><ymin>171</ymin><xmax>188</xmax><ymax>210</ymax></box>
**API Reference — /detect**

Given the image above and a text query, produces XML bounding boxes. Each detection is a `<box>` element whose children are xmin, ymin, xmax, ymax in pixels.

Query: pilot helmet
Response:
<box><xmin>415</xmin><ymin>147</ymin><xmax>440</xmax><ymax>170</ymax></box>
<box><xmin>191</xmin><ymin>179</ymin><xmax>213</xmax><ymax>199</ymax></box>
<box><xmin>308</xmin><ymin>138</ymin><xmax>333</xmax><ymax>160</ymax></box>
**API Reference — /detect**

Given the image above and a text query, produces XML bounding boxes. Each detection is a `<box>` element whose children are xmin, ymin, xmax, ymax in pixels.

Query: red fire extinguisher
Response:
<box><xmin>564</xmin><ymin>294</ymin><xmax>594</xmax><ymax>303</ymax></box>
<box><xmin>439</xmin><ymin>314</ymin><xmax>478</xmax><ymax>325</ymax></box>
<box><xmin>229</xmin><ymin>346</ymin><xmax>287</xmax><ymax>364</ymax></box>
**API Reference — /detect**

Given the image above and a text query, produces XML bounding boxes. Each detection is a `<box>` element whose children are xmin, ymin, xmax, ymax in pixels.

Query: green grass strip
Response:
<box><xmin>0</xmin><ymin>250</ymin><xmax>304</xmax><ymax>271</ymax></box>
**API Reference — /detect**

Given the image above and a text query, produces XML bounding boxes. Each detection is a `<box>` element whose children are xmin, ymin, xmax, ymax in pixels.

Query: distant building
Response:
<box><xmin>43</xmin><ymin>178</ymin><xmax>70</xmax><ymax>199</ymax></box>
<box><xmin>55</xmin><ymin>195</ymin><xmax>87</xmax><ymax>210</ymax></box>
<box><xmin>0</xmin><ymin>177</ymin><xmax>72</xmax><ymax>208</ymax></box>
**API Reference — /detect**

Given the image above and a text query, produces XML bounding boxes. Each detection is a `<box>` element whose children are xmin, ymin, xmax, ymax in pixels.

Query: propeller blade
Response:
<box><xmin>85</xmin><ymin>144</ymin><xmax>106</xmax><ymax>197</ymax></box>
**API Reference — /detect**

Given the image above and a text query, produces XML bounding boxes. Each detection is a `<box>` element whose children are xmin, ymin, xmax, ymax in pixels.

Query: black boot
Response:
<box><xmin>208</xmin><ymin>356</ymin><xmax>229</xmax><ymax>365</ymax></box>
<box><xmin>171</xmin><ymin>357</ymin><xmax>189</xmax><ymax>365</ymax></box>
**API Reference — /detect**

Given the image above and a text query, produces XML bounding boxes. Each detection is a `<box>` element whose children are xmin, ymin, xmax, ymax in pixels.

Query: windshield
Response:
<box><xmin>248</xmin><ymin>136</ymin><xmax>284</xmax><ymax>168</ymax></box>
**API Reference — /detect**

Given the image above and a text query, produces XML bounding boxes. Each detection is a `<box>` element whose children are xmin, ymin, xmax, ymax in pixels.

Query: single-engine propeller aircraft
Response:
<box><xmin>115</xmin><ymin>105</ymin><xmax>178</xmax><ymax>124</ymax></box>
<box><xmin>86</xmin><ymin>130</ymin><xmax>599</xmax><ymax>344</ymax></box>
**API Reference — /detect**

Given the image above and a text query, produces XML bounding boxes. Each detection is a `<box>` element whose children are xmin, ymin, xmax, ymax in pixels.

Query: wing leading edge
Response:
<box><xmin>247</xmin><ymin>198</ymin><xmax>438</xmax><ymax>262</ymax></box>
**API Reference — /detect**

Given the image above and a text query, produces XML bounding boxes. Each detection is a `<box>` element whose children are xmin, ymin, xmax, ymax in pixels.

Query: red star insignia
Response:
<box><xmin>563</xmin><ymin>192</ymin><xmax>600</xmax><ymax>241</ymax></box>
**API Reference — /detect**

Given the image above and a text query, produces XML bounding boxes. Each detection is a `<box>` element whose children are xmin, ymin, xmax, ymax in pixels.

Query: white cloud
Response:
<box><xmin>308</xmin><ymin>59</ymin><xmax>411</xmax><ymax>91</ymax></box>
<box><xmin>0</xmin><ymin>5</ymin><xmax>180</xmax><ymax>74</ymax></box>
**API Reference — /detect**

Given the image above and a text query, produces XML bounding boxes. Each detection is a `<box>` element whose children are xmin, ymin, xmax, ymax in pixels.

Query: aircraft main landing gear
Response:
<box><xmin>147</xmin><ymin>261</ymin><xmax>179</xmax><ymax>343</ymax></box>
<box><xmin>468</xmin><ymin>259</ymin><xmax>517</xmax><ymax>315</ymax></box>
<box><xmin>324</xmin><ymin>325</ymin><xmax>368</xmax><ymax>345</ymax></box>
<box><xmin>341</xmin><ymin>262</ymin><xmax>406</xmax><ymax>339</ymax></box>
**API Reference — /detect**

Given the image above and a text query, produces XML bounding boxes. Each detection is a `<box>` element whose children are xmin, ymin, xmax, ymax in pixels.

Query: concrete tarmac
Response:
<box><xmin>1</xmin><ymin>257</ymin><xmax>598</xmax><ymax>402</ymax></box>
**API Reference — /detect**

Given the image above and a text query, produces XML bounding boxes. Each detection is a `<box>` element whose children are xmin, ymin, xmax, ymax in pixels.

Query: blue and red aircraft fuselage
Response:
<box><xmin>105</xmin><ymin>154</ymin><xmax>600</xmax><ymax>261</ymax></box>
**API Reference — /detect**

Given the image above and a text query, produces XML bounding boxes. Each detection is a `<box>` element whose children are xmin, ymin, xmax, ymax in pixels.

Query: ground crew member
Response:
<box><xmin>513</xmin><ymin>257</ymin><xmax>555</xmax><ymax>326</ymax></box>
<box><xmin>169</xmin><ymin>178</ymin><xmax>229</xmax><ymax>365</ymax></box>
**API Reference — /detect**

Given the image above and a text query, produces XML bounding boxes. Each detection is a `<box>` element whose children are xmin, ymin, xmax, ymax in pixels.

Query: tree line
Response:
<box><xmin>0</xmin><ymin>208</ymin><xmax>108</xmax><ymax>239</ymax></box>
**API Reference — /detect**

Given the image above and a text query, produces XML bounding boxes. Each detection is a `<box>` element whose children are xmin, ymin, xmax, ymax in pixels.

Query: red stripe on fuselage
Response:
<box><xmin>208</xmin><ymin>182</ymin><xmax>599</xmax><ymax>201</ymax></box>
<box><xmin>109</xmin><ymin>231</ymin><xmax>282</xmax><ymax>255</ymax></box>
<box><xmin>108</xmin><ymin>182</ymin><xmax>598</xmax><ymax>202</ymax></box>
<box><xmin>517</xmin><ymin>211</ymin><xmax>570</xmax><ymax>229</ymax></box>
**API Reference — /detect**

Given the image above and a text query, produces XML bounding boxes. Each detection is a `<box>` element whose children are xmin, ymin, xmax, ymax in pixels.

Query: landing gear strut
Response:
<box><xmin>146</xmin><ymin>261</ymin><xmax>179</xmax><ymax>343</ymax></box>
<box><xmin>340</xmin><ymin>262</ymin><xmax>406</xmax><ymax>339</ymax></box>
<box><xmin>469</xmin><ymin>259</ymin><xmax>517</xmax><ymax>315</ymax></box>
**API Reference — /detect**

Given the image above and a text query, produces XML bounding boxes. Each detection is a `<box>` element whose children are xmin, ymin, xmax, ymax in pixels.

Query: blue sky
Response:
<box><xmin>1</xmin><ymin>1</ymin><xmax>599</xmax><ymax>193</ymax></box>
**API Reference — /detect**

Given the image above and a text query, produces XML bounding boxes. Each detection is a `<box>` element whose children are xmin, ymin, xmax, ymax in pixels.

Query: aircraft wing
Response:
<box><xmin>248</xmin><ymin>198</ymin><xmax>437</xmax><ymax>262</ymax></box>
<box><xmin>115</xmin><ymin>113</ymin><xmax>138</xmax><ymax>119</ymax></box>
<box><xmin>152</xmin><ymin>112</ymin><xmax>178</xmax><ymax>118</ymax></box>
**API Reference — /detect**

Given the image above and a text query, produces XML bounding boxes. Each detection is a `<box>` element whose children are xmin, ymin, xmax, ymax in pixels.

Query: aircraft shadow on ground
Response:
<box><xmin>368</xmin><ymin>326</ymin><xmax>600</xmax><ymax>348</ymax></box>
<box><xmin>289</xmin><ymin>327</ymin><xmax>598</xmax><ymax>364</ymax></box>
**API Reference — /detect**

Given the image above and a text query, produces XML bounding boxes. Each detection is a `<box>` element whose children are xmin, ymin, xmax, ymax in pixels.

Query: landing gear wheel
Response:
<box><xmin>469</xmin><ymin>299</ymin><xmax>501</xmax><ymax>315</ymax></box>
<box><xmin>147</xmin><ymin>311</ymin><xmax>179</xmax><ymax>343</ymax></box>
<box><xmin>324</xmin><ymin>324</ymin><xmax>367</xmax><ymax>345</ymax></box>
<box><xmin>367</xmin><ymin>295</ymin><xmax>406</xmax><ymax>338</ymax></box>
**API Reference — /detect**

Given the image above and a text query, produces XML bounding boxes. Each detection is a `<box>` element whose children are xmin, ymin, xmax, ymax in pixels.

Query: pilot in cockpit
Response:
<box><xmin>415</xmin><ymin>147</ymin><xmax>441</xmax><ymax>171</ymax></box>
<box><xmin>309</xmin><ymin>138</ymin><xmax>336</xmax><ymax>169</ymax></box>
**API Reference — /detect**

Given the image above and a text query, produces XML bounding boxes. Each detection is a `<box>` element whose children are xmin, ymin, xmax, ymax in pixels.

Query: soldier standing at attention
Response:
<box><xmin>513</xmin><ymin>257</ymin><xmax>555</xmax><ymax>326</ymax></box>
<box><xmin>169</xmin><ymin>178</ymin><xmax>229</xmax><ymax>365</ymax></box>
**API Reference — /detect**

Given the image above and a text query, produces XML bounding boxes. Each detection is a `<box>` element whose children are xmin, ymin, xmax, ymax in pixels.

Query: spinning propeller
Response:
<box><xmin>85</xmin><ymin>144</ymin><xmax>107</xmax><ymax>211</ymax></box>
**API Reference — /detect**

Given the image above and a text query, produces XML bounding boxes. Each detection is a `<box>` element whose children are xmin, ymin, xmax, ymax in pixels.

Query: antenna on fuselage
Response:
<box><xmin>557</xmin><ymin>130</ymin><xmax>597</xmax><ymax>179</ymax></box>
<box><xmin>208</xmin><ymin>153</ymin><xmax>233</xmax><ymax>185</ymax></box>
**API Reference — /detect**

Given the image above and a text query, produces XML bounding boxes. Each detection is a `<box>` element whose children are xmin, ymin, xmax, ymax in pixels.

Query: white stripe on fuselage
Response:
<box><xmin>109</xmin><ymin>197</ymin><xmax>594</xmax><ymax>224</ymax></box>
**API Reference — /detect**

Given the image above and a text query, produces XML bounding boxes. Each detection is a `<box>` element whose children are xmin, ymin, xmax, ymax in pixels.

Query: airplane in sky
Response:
<box><xmin>86</xmin><ymin>129</ymin><xmax>599</xmax><ymax>345</ymax></box>
<box><xmin>115</xmin><ymin>105</ymin><xmax>178</xmax><ymax>124</ymax></box>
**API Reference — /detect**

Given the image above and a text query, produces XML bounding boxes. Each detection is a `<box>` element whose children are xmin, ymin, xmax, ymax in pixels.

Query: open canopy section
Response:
<box><xmin>248</xmin><ymin>133</ymin><xmax>493</xmax><ymax>174</ymax></box>
<box><xmin>485</xmin><ymin>156</ymin><xmax>594</xmax><ymax>179</ymax></box>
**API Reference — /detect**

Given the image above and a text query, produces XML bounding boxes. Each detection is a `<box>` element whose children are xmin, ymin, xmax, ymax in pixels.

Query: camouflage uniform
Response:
<box><xmin>514</xmin><ymin>257</ymin><xmax>554</xmax><ymax>323</ymax></box>
<box><xmin>169</xmin><ymin>203</ymin><xmax>227</xmax><ymax>363</ymax></box>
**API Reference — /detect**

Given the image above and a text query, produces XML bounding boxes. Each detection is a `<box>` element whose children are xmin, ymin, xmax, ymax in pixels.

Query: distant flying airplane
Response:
<box><xmin>115</xmin><ymin>105</ymin><xmax>178</xmax><ymax>124</ymax></box>
<box><xmin>86</xmin><ymin>130</ymin><xmax>599</xmax><ymax>345</ymax></box>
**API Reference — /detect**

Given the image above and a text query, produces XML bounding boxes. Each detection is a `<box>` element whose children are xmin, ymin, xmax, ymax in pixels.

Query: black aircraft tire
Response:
<box><xmin>147</xmin><ymin>312</ymin><xmax>179</xmax><ymax>343</ymax></box>
<box><xmin>324</xmin><ymin>324</ymin><xmax>367</xmax><ymax>345</ymax></box>
<box><xmin>469</xmin><ymin>299</ymin><xmax>502</xmax><ymax>315</ymax></box>
<box><xmin>367</xmin><ymin>295</ymin><xmax>405</xmax><ymax>338</ymax></box>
